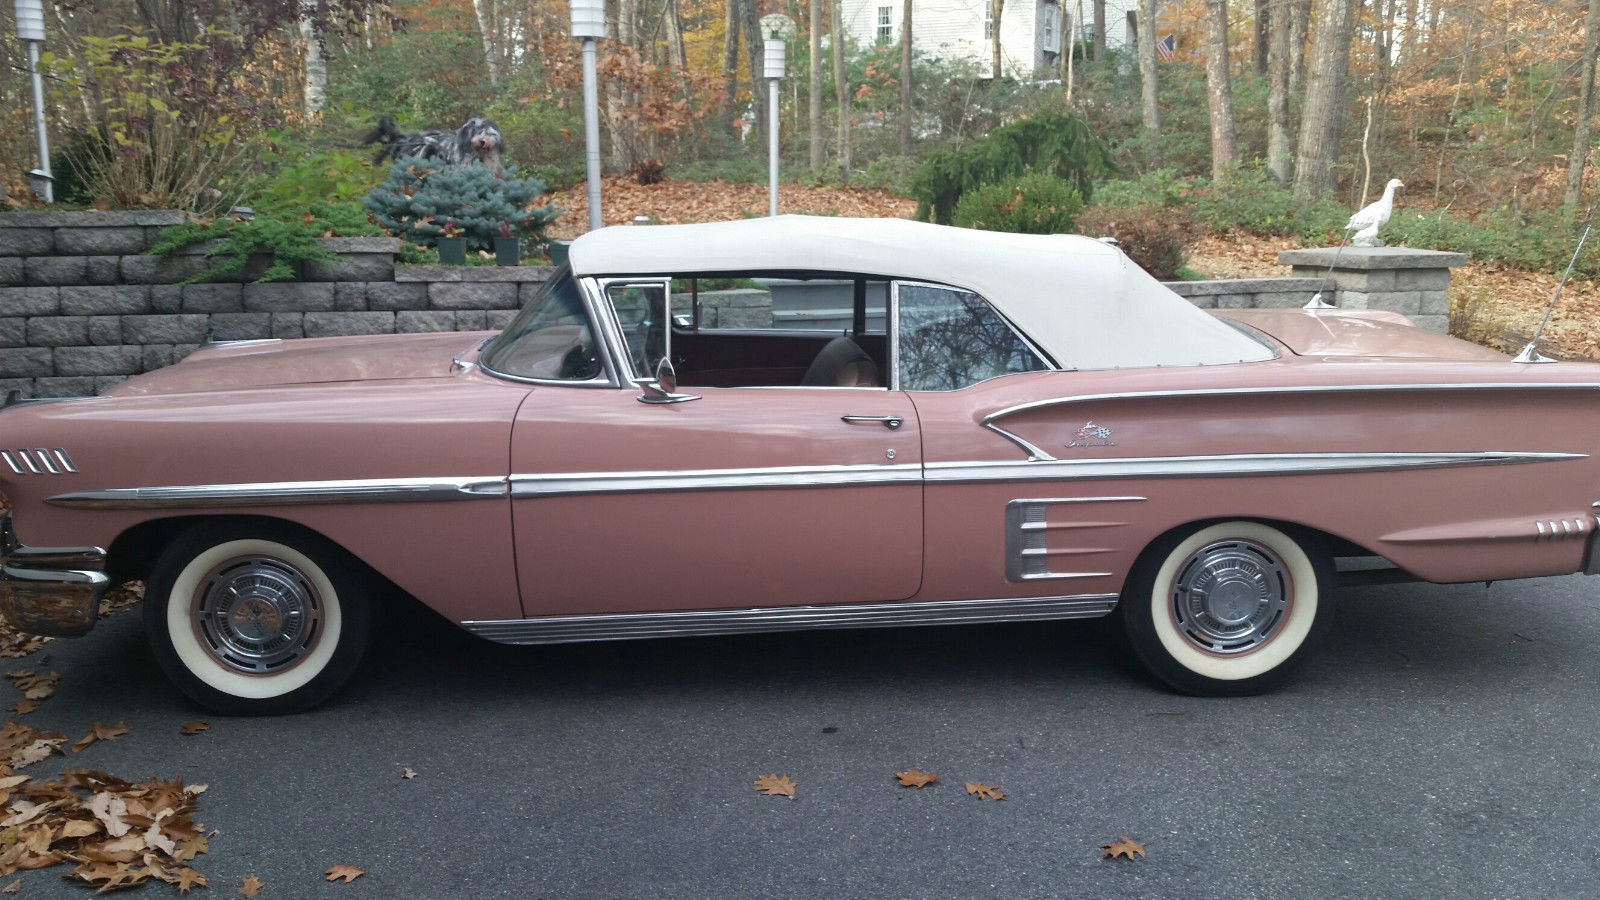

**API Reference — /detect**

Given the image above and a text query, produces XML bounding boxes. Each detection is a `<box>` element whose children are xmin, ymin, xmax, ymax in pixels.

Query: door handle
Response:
<box><xmin>841</xmin><ymin>415</ymin><xmax>903</xmax><ymax>430</ymax></box>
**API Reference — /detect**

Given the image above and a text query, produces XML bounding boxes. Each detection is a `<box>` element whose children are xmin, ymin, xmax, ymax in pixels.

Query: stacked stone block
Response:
<box><xmin>0</xmin><ymin>211</ymin><xmax>553</xmax><ymax>399</ymax></box>
<box><xmin>1163</xmin><ymin>278</ymin><xmax>1331</xmax><ymax>311</ymax></box>
<box><xmin>1277</xmin><ymin>246</ymin><xmax>1465</xmax><ymax>334</ymax></box>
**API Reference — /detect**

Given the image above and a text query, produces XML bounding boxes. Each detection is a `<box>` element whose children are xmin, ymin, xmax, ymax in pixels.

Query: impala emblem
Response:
<box><xmin>1066</xmin><ymin>422</ymin><xmax>1116</xmax><ymax>448</ymax></box>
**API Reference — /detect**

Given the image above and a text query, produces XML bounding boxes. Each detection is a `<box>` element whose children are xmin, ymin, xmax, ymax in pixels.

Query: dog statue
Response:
<box><xmin>363</xmin><ymin>116</ymin><xmax>506</xmax><ymax>175</ymax></box>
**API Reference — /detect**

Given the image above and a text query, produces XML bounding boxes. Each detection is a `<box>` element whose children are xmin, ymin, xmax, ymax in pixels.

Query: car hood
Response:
<box><xmin>1217</xmin><ymin>308</ymin><xmax>1507</xmax><ymax>361</ymax></box>
<box><xmin>106</xmin><ymin>332</ymin><xmax>495</xmax><ymax>397</ymax></box>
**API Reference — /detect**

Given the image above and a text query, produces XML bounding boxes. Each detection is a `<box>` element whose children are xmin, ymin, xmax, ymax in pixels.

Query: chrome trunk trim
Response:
<box><xmin>982</xmin><ymin>383</ymin><xmax>1600</xmax><ymax>461</ymax></box>
<box><xmin>462</xmin><ymin>593</ymin><xmax>1119</xmax><ymax>644</ymax></box>
<box><xmin>46</xmin><ymin>476</ymin><xmax>510</xmax><ymax>509</ymax></box>
<box><xmin>509</xmin><ymin>463</ymin><xmax>923</xmax><ymax>498</ymax></box>
<box><xmin>927</xmin><ymin>451</ymin><xmax>1584</xmax><ymax>485</ymax></box>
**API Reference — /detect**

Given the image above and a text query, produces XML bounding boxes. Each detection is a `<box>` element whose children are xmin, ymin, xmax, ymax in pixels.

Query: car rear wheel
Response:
<box><xmin>144</xmin><ymin>523</ymin><xmax>370</xmax><ymax>715</ymax></box>
<box><xmin>1121</xmin><ymin>521</ymin><xmax>1334</xmax><ymax>696</ymax></box>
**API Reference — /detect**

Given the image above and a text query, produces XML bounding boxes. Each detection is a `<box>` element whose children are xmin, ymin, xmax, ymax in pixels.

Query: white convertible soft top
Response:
<box><xmin>568</xmin><ymin>216</ymin><xmax>1274</xmax><ymax>370</ymax></box>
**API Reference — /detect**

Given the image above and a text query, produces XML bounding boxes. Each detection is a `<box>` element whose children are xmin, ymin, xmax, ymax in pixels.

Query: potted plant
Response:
<box><xmin>436</xmin><ymin>219</ymin><xmax>466</xmax><ymax>265</ymax></box>
<box><xmin>494</xmin><ymin>221</ymin><xmax>520</xmax><ymax>266</ymax></box>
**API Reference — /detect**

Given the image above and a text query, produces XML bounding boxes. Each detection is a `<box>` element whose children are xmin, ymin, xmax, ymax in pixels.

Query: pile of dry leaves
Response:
<box><xmin>0</xmin><ymin>722</ymin><xmax>208</xmax><ymax>892</ymax></box>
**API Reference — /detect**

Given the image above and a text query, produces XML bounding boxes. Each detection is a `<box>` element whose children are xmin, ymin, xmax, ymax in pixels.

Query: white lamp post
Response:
<box><xmin>763</xmin><ymin>39</ymin><xmax>785</xmax><ymax>217</ymax></box>
<box><xmin>570</xmin><ymin>0</ymin><xmax>604</xmax><ymax>232</ymax></box>
<box><xmin>14</xmin><ymin>0</ymin><xmax>52</xmax><ymax>203</ymax></box>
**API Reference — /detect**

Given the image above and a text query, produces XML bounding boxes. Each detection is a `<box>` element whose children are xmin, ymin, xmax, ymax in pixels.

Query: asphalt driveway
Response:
<box><xmin>4</xmin><ymin>573</ymin><xmax>1599</xmax><ymax>899</ymax></box>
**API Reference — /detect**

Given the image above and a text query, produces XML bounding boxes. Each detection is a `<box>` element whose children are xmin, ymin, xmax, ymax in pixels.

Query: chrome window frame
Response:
<box><xmin>890</xmin><ymin>279</ymin><xmax>1057</xmax><ymax>392</ymax></box>
<box><xmin>589</xmin><ymin>276</ymin><xmax>676</xmax><ymax>383</ymax></box>
<box><xmin>477</xmin><ymin>268</ymin><xmax>621</xmax><ymax>388</ymax></box>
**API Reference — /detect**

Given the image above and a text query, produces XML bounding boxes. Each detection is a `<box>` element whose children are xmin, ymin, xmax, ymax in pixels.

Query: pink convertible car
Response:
<box><xmin>1</xmin><ymin>217</ymin><xmax>1595</xmax><ymax>713</ymax></box>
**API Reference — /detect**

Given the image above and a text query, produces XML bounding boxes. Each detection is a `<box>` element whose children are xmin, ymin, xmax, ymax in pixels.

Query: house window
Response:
<box><xmin>877</xmin><ymin>5</ymin><xmax>893</xmax><ymax>43</ymax></box>
<box><xmin>983</xmin><ymin>3</ymin><xmax>994</xmax><ymax>40</ymax></box>
<box><xmin>1042</xmin><ymin>6</ymin><xmax>1057</xmax><ymax>47</ymax></box>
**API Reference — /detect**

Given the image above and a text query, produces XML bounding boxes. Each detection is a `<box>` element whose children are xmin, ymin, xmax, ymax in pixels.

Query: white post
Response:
<box><xmin>15</xmin><ymin>0</ymin><xmax>52</xmax><ymax>204</ymax></box>
<box><xmin>764</xmin><ymin>39</ymin><xmax>786</xmax><ymax>217</ymax></box>
<box><xmin>571</xmin><ymin>0</ymin><xmax>605</xmax><ymax>232</ymax></box>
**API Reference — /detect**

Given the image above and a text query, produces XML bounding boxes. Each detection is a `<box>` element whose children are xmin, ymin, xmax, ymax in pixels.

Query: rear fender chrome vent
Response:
<box><xmin>1534</xmin><ymin>518</ymin><xmax>1588</xmax><ymax>540</ymax></box>
<box><xmin>1</xmin><ymin>449</ymin><xmax>77</xmax><ymax>476</ymax></box>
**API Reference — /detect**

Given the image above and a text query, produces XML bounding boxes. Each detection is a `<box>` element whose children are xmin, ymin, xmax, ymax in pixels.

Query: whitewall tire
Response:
<box><xmin>145</xmin><ymin>523</ymin><xmax>370</xmax><ymax>715</ymax></box>
<box><xmin>1121</xmin><ymin>521</ymin><xmax>1334</xmax><ymax>696</ymax></box>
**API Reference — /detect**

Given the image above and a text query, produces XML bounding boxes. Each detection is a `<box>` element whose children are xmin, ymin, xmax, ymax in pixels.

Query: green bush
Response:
<box><xmin>1077</xmin><ymin>204</ymin><xmax>1199</xmax><ymax>280</ymax></box>
<box><xmin>950</xmin><ymin>173</ymin><xmax>1085</xmax><ymax>235</ymax></box>
<box><xmin>362</xmin><ymin>156</ymin><xmax>560</xmax><ymax>251</ymax></box>
<box><xmin>909</xmin><ymin>112</ymin><xmax>1116</xmax><ymax>225</ymax></box>
<box><xmin>855</xmin><ymin>155</ymin><xmax>921</xmax><ymax>196</ymax></box>
<box><xmin>252</xmin><ymin>146</ymin><xmax>382</xmax><ymax>220</ymax></box>
<box><xmin>1092</xmin><ymin>169</ymin><xmax>1199</xmax><ymax>209</ymax></box>
<box><xmin>150</xmin><ymin>217</ymin><xmax>341</xmax><ymax>284</ymax></box>
<box><xmin>1192</xmin><ymin>167</ymin><xmax>1347</xmax><ymax>243</ymax></box>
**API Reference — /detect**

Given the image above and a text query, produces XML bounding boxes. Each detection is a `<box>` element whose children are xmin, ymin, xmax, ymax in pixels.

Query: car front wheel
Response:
<box><xmin>1121</xmin><ymin>520</ymin><xmax>1334</xmax><ymax>696</ymax></box>
<box><xmin>144</xmin><ymin>523</ymin><xmax>370</xmax><ymax>715</ymax></box>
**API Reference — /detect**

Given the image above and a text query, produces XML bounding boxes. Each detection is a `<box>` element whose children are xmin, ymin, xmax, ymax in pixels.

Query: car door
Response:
<box><xmin>506</xmin><ymin>277</ymin><xmax>923</xmax><ymax>618</ymax></box>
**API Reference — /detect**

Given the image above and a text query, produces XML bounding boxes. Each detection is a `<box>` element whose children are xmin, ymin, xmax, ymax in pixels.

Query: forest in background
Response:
<box><xmin>2</xmin><ymin>0</ymin><xmax>1599</xmax><ymax>257</ymax></box>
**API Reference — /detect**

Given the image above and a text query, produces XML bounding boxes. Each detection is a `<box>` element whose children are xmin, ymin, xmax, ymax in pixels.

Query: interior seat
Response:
<box><xmin>800</xmin><ymin>335</ymin><xmax>880</xmax><ymax>387</ymax></box>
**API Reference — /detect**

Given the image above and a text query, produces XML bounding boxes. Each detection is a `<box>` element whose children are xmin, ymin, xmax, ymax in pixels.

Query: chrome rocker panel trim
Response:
<box><xmin>46</xmin><ymin>476</ymin><xmax>510</xmax><ymax>509</ymax></box>
<box><xmin>463</xmin><ymin>593</ymin><xmax>1120</xmax><ymax>644</ymax></box>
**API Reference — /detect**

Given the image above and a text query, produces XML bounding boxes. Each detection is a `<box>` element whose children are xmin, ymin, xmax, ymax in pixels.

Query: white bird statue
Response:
<box><xmin>1347</xmin><ymin>178</ymin><xmax>1404</xmax><ymax>247</ymax></box>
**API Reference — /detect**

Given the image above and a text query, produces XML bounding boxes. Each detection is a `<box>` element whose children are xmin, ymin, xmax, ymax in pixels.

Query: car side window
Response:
<box><xmin>480</xmin><ymin>270</ymin><xmax>604</xmax><ymax>382</ymax></box>
<box><xmin>895</xmin><ymin>283</ymin><xmax>1049</xmax><ymax>391</ymax></box>
<box><xmin>608</xmin><ymin>282</ymin><xmax>670</xmax><ymax>378</ymax></box>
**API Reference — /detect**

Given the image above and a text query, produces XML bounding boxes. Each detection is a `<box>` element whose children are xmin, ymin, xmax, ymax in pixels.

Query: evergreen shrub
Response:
<box><xmin>362</xmin><ymin>156</ymin><xmax>560</xmax><ymax>251</ymax></box>
<box><xmin>909</xmin><ymin>112</ymin><xmax>1115</xmax><ymax>225</ymax></box>
<box><xmin>950</xmin><ymin>173</ymin><xmax>1084</xmax><ymax>235</ymax></box>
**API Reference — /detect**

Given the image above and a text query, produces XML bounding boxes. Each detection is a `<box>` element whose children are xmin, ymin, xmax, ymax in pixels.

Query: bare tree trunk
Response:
<box><xmin>1292</xmin><ymin>0</ymin><xmax>1356</xmax><ymax>201</ymax></box>
<box><xmin>1288</xmin><ymin>0</ymin><xmax>1309</xmax><ymax>95</ymax></box>
<box><xmin>1204</xmin><ymin>0</ymin><xmax>1237</xmax><ymax>181</ymax></box>
<box><xmin>809</xmin><ymin>0</ymin><xmax>823</xmax><ymax>171</ymax></box>
<box><xmin>723</xmin><ymin>0</ymin><xmax>741</xmax><ymax>128</ymax></box>
<box><xmin>1136</xmin><ymin>0</ymin><xmax>1162</xmax><ymax>167</ymax></box>
<box><xmin>900</xmin><ymin>0</ymin><xmax>913</xmax><ymax>154</ymax></box>
<box><xmin>741</xmin><ymin>0</ymin><xmax>767</xmax><ymax>150</ymax></box>
<box><xmin>1399</xmin><ymin>0</ymin><xmax>1417</xmax><ymax>61</ymax></box>
<box><xmin>1062</xmin><ymin>1</ymin><xmax>1076</xmax><ymax>92</ymax></box>
<box><xmin>471</xmin><ymin>0</ymin><xmax>501</xmax><ymax>86</ymax></box>
<box><xmin>1255</xmin><ymin>0</ymin><xmax>1269</xmax><ymax>75</ymax></box>
<box><xmin>665</xmin><ymin>0</ymin><xmax>688</xmax><ymax>69</ymax></box>
<box><xmin>299</xmin><ymin>17</ymin><xmax>327</xmax><ymax>119</ymax></box>
<box><xmin>1267</xmin><ymin>0</ymin><xmax>1292</xmax><ymax>185</ymax></box>
<box><xmin>833</xmin><ymin>0</ymin><xmax>852</xmax><ymax>183</ymax></box>
<box><xmin>991</xmin><ymin>0</ymin><xmax>1005</xmax><ymax>79</ymax></box>
<box><xmin>1567</xmin><ymin>0</ymin><xmax>1600</xmax><ymax>209</ymax></box>
<box><xmin>1092</xmin><ymin>0</ymin><xmax>1105</xmax><ymax>61</ymax></box>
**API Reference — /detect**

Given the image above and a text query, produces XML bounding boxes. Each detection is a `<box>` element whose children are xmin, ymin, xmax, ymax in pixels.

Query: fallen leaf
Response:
<box><xmin>173</xmin><ymin>867</ymin><xmax>207</xmax><ymax>893</ymax></box>
<box><xmin>72</xmin><ymin>722</ymin><xmax>129</xmax><ymax>754</ymax></box>
<box><xmin>4</xmin><ymin>673</ymin><xmax>58</xmax><ymax>703</ymax></box>
<box><xmin>183</xmin><ymin>784</ymin><xmax>207</xmax><ymax>796</ymax></box>
<box><xmin>87</xmin><ymin>791</ymin><xmax>130</xmax><ymax>837</ymax></box>
<box><xmin>179</xmin><ymin>722</ymin><xmax>209</xmax><ymax>736</ymax></box>
<box><xmin>144</xmin><ymin>808</ymin><xmax>176</xmax><ymax>854</ymax></box>
<box><xmin>67</xmin><ymin>860</ymin><xmax>147</xmax><ymax>891</ymax></box>
<box><xmin>895</xmin><ymin>769</ymin><xmax>939</xmax><ymax>788</ymax></box>
<box><xmin>0</xmin><ymin>775</ymin><xmax>28</xmax><ymax>792</ymax></box>
<box><xmin>401</xmin><ymin>767</ymin><xmax>416</xmax><ymax>780</ymax></box>
<box><xmin>1100</xmin><ymin>835</ymin><xmax>1146</xmax><ymax>860</ymax></box>
<box><xmin>238</xmin><ymin>874</ymin><xmax>264</xmax><ymax>897</ymax></box>
<box><xmin>964</xmin><ymin>782</ymin><xmax>1006</xmax><ymax>801</ymax></box>
<box><xmin>325</xmin><ymin>864</ymin><xmax>364</xmax><ymax>883</ymax></box>
<box><xmin>8</xmin><ymin>702</ymin><xmax>35</xmax><ymax>717</ymax></box>
<box><xmin>752</xmin><ymin>774</ymin><xmax>797</xmax><ymax>797</ymax></box>
<box><xmin>0</xmin><ymin>879</ymin><xmax>17</xmax><ymax>892</ymax></box>
<box><xmin>172</xmin><ymin>836</ymin><xmax>208</xmax><ymax>863</ymax></box>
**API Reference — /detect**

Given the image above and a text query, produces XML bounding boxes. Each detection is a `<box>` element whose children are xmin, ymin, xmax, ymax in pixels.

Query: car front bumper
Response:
<box><xmin>0</xmin><ymin>512</ymin><xmax>108</xmax><ymax>637</ymax></box>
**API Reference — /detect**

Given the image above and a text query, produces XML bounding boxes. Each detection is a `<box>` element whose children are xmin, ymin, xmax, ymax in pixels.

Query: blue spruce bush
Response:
<box><xmin>362</xmin><ymin>155</ymin><xmax>560</xmax><ymax>252</ymax></box>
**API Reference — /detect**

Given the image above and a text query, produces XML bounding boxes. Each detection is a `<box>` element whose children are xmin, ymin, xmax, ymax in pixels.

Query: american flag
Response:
<box><xmin>1156</xmin><ymin>33</ymin><xmax>1176</xmax><ymax>61</ymax></box>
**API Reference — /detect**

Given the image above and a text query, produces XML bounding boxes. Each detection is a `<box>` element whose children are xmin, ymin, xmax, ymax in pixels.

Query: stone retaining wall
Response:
<box><xmin>0</xmin><ymin>211</ymin><xmax>551</xmax><ymax>398</ymax></box>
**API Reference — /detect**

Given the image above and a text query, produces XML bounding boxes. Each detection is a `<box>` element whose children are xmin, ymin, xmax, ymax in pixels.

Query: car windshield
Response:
<box><xmin>480</xmin><ymin>269</ymin><xmax>604</xmax><ymax>382</ymax></box>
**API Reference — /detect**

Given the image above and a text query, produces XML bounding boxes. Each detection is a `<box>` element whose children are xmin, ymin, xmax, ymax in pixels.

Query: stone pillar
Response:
<box><xmin>1275</xmin><ymin>246</ymin><xmax>1467</xmax><ymax>334</ymax></box>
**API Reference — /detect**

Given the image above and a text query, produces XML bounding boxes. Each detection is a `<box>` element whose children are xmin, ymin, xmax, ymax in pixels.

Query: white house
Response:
<box><xmin>839</xmin><ymin>0</ymin><xmax>1139</xmax><ymax>80</ymax></box>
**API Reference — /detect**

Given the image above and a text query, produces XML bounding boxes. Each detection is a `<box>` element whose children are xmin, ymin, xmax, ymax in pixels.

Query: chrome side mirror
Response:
<box><xmin>635</xmin><ymin>357</ymin><xmax>700</xmax><ymax>404</ymax></box>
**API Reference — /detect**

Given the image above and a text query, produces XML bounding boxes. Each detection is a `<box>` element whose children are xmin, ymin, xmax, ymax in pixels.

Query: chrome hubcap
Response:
<box><xmin>1170</xmin><ymin>539</ymin><xmax>1290</xmax><ymax>654</ymax></box>
<box><xmin>192</xmin><ymin>556</ymin><xmax>323</xmax><ymax>674</ymax></box>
